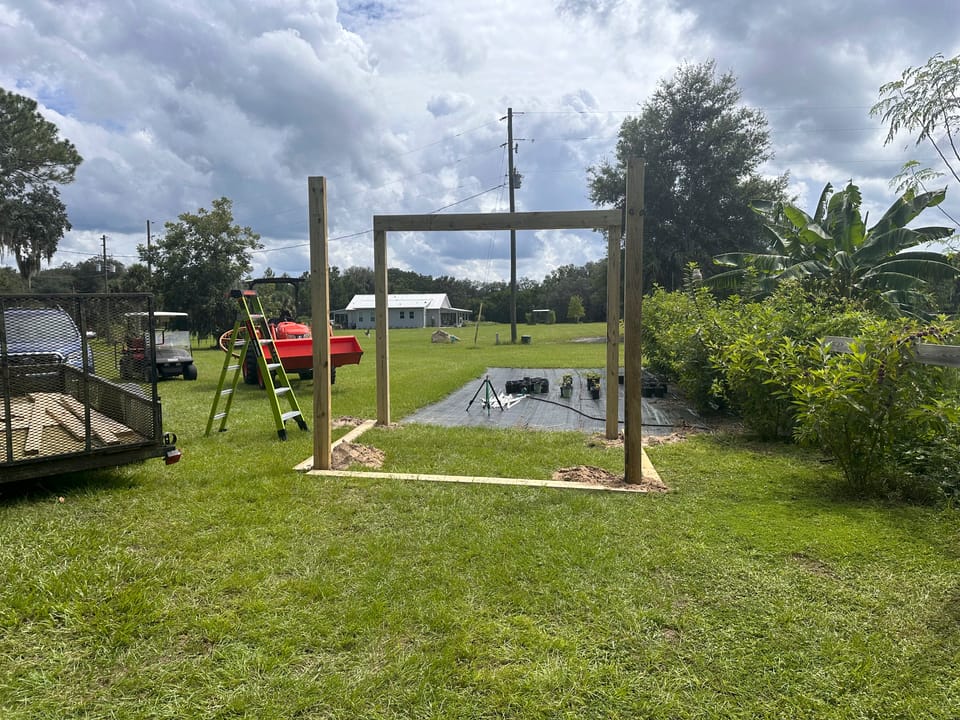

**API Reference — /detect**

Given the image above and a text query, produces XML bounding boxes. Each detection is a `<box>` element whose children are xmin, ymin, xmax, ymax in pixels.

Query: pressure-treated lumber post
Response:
<box><xmin>605</xmin><ymin>224</ymin><xmax>621</xmax><ymax>440</ymax></box>
<box><xmin>309</xmin><ymin>177</ymin><xmax>332</xmax><ymax>470</ymax></box>
<box><xmin>623</xmin><ymin>158</ymin><xmax>645</xmax><ymax>484</ymax></box>
<box><xmin>374</xmin><ymin>228</ymin><xmax>390</xmax><ymax>425</ymax></box>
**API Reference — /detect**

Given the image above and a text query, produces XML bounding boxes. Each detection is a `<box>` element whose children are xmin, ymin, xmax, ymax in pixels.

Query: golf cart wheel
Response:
<box><xmin>183</xmin><ymin>363</ymin><xmax>198</xmax><ymax>381</ymax></box>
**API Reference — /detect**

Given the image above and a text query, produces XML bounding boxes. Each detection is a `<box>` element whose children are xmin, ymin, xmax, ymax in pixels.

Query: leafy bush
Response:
<box><xmin>641</xmin><ymin>284</ymin><xmax>727</xmax><ymax>411</ymax></box>
<box><xmin>642</xmin><ymin>278</ymin><xmax>872</xmax><ymax>428</ymax></box>
<box><xmin>790</xmin><ymin>318</ymin><xmax>960</xmax><ymax>497</ymax></box>
<box><xmin>713</xmin><ymin>284</ymin><xmax>872</xmax><ymax>439</ymax></box>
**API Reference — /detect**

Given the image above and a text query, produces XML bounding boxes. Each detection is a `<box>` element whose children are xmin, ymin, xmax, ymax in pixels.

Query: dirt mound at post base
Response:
<box><xmin>552</xmin><ymin>465</ymin><xmax>668</xmax><ymax>492</ymax></box>
<box><xmin>331</xmin><ymin>442</ymin><xmax>385</xmax><ymax>470</ymax></box>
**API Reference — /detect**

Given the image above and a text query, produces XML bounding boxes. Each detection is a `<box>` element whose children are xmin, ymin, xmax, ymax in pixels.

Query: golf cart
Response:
<box><xmin>120</xmin><ymin>311</ymin><xmax>198</xmax><ymax>381</ymax></box>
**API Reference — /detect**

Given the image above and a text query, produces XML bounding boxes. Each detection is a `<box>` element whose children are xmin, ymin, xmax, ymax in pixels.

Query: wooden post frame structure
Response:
<box><xmin>309</xmin><ymin>160</ymin><xmax>646</xmax><ymax>483</ymax></box>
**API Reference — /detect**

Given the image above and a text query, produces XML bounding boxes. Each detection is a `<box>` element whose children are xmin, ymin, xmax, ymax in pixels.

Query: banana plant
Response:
<box><xmin>710</xmin><ymin>181</ymin><xmax>957</xmax><ymax>315</ymax></box>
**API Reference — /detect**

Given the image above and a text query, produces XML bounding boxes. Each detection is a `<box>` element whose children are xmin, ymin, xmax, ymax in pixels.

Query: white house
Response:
<box><xmin>334</xmin><ymin>293</ymin><xmax>472</xmax><ymax>329</ymax></box>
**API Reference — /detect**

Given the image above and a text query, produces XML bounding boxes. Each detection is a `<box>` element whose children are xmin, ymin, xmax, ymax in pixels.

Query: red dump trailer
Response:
<box><xmin>244</xmin><ymin>322</ymin><xmax>363</xmax><ymax>385</ymax></box>
<box><xmin>220</xmin><ymin>320</ymin><xmax>363</xmax><ymax>386</ymax></box>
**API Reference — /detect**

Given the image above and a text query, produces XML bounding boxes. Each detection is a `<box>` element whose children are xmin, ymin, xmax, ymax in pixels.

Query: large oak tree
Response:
<box><xmin>589</xmin><ymin>61</ymin><xmax>786</xmax><ymax>291</ymax></box>
<box><xmin>0</xmin><ymin>87</ymin><xmax>82</xmax><ymax>285</ymax></box>
<box><xmin>141</xmin><ymin>197</ymin><xmax>261</xmax><ymax>338</ymax></box>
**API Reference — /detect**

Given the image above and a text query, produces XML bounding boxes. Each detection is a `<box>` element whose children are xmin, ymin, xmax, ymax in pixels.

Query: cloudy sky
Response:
<box><xmin>3</xmin><ymin>0</ymin><xmax>960</xmax><ymax>285</ymax></box>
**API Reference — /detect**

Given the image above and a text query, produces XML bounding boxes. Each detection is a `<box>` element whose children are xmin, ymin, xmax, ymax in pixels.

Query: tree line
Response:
<box><xmin>0</xmin><ymin>246</ymin><xmax>614</xmax><ymax>337</ymax></box>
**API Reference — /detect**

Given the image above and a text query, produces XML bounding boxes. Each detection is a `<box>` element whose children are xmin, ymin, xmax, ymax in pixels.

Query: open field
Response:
<box><xmin>1</xmin><ymin>323</ymin><xmax>959</xmax><ymax>718</ymax></box>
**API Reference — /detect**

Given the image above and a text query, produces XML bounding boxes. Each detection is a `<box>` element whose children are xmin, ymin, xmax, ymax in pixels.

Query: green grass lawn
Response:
<box><xmin>1</xmin><ymin>323</ymin><xmax>959</xmax><ymax>718</ymax></box>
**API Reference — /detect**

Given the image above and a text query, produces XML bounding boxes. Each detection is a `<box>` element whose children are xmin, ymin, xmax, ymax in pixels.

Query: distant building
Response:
<box><xmin>334</xmin><ymin>293</ymin><xmax>472</xmax><ymax>329</ymax></box>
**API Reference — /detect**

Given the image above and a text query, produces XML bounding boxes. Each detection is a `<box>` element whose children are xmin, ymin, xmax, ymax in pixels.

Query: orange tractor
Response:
<box><xmin>218</xmin><ymin>278</ymin><xmax>362</xmax><ymax>386</ymax></box>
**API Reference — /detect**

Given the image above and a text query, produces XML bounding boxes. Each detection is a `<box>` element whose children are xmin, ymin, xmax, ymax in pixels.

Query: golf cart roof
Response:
<box><xmin>124</xmin><ymin>311</ymin><xmax>189</xmax><ymax>318</ymax></box>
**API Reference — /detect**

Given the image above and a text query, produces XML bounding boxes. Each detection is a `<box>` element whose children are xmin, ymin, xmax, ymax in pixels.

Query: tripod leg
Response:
<box><xmin>466</xmin><ymin>376</ymin><xmax>490</xmax><ymax>411</ymax></box>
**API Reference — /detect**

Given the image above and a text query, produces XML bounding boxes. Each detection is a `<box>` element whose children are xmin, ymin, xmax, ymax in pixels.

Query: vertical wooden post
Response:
<box><xmin>605</xmin><ymin>224</ymin><xmax>621</xmax><ymax>440</ymax></box>
<box><xmin>374</xmin><ymin>229</ymin><xmax>390</xmax><ymax>425</ymax></box>
<box><xmin>623</xmin><ymin>159</ymin><xmax>645</xmax><ymax>484</ymax></box>
<box><xmin>309</xmin><ymin>177</ymin><xmax>332</xmax><ymax>470</ymax></box>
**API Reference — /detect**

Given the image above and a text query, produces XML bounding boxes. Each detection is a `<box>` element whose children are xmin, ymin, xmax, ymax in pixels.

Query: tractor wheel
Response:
<box><xmin>298</xmin><ymin>370</ymin><xmax>314</xmax><ymax>380</ymax></box>
<box><xmin>243</xmin><ymin>346</ymin><xmax>259</xmax><ymax>385</ymax></box>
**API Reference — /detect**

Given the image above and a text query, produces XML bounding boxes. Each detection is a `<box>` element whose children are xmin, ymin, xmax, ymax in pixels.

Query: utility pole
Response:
<box><xmin>146</xmin><ymin>220</ymin><xmax>153</xmax><ymax>278</ymax></box>
<box><xmin>101</xmin><ymin>234</ymin><xmax>108</xmax><ymax>293</ymax></box>
<box><xmin>506</xmin><ymin>108</ymin><xmax>518</xmax><ymax>343</ymax></box>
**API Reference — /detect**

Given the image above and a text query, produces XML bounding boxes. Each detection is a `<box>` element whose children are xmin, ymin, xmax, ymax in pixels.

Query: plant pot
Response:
<box><xmin>560</xmin><ymin>385</ymin><xmax>573</xmax><ymax>399</ymax></box>
<box><xmin>589</xmin><ymin>387</ymin><xmax>601</xmax><ymax>400</ymax></box>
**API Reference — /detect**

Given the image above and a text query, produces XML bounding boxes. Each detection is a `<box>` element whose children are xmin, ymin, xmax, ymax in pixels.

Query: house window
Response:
<box><xmin>399</xmin><ymin>311</ymin><xmax>405</xmax><ymax>319</ymax></box>
<box><xmin>358</xmin><ymin>315</ymin><xmax>363</xmax><ymax>323</ymax></box>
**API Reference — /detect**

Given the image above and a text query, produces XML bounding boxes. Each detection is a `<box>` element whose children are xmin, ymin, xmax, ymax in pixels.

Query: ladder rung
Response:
<box><xmin>275</xmin><ymin>387</ymin><xmax>291</xmax><ymax>395</ymax></box>
<box><xmin>266</xmin><ymin>362</ymin><xmax>282</xmax><ymax>370</ymax></box>
<box><xmin>213</xmin><ymin>412</ymin><xmax>227</xmax><ymax>421</ymax></box>
<box><xmin>259</xmin><ymin>338</ymin><xmax>272</xmax><ymax>346</ymax></box>
<box><xmin>281</xmin><ymin>411</ymin><xmax>302</xmax><ymax>422</ymax></box>
<box><xmin>227</xmin><ymin>364</ymin><xmax>241</xmax><ymax>371</ymax></box>
<box><xmin>220</xmin><ymin>388</ymin><xmax>233</xmax><ymax>397</ymax></box>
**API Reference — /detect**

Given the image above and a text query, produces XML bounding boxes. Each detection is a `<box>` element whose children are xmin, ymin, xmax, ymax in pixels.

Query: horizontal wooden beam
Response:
<box><xmin>825</xmin><ymin>336</ymin><xmax>960</xmax><ymax>368</ymax></box>
<box><xmin>373</xmin><ymin>209</ymin><xmax>622</xmax><ymax>233</ymax></box>
<box><xmin>302</xmin><ymin>468</ymin><xmax>660</xmax><ymax>493</ymax></box>
<box><xmin>916</xmin><ymin>343</ymin><xmax>960</xmax><ymax>368</ymax></box>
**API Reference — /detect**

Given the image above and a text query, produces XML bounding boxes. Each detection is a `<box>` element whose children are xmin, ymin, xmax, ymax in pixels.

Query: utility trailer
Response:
<box><xmin>1</xmin><ymin>293</ymin><xmax>180</xmax><ymax>483</ymax></box>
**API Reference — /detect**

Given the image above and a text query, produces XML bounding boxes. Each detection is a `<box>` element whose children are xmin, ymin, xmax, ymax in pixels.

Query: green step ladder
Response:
<box><xmin>205</xmin><ymin>289</ymin><xmax>308</xmax><ymax>441</ymax></box>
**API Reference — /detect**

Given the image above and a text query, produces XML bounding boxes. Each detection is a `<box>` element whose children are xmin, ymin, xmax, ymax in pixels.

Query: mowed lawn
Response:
<box><xmin>1</xmin><ymin>323</ymin><xmax>958</xmax><ymax>719</ymax></box>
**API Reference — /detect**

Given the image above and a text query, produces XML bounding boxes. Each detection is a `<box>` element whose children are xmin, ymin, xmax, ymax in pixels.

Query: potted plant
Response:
<box><xmin>560</xmin><ymin>374</ymin><xmax>573</xmax><ymax>399</ymax></box>
<box><xmin>586</xmin><ymin>373</ymin><xmax>601</xmax><ymax>400</ymax></box>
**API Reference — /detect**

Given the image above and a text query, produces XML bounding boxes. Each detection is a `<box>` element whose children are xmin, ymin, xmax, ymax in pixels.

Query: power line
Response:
<box><xmin>250</xmin><ymin>183</ymin><xmax>507</xmax><ymax>256</ymax></box>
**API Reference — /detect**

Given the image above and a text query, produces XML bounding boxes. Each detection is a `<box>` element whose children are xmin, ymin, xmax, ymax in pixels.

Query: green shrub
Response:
<box><xmin>791</xmin><ymin>318</ymin><xmax>960</xmax><ymax>497</ymax></box>
<box><xmin>713</xmin><ymin>284</ymin><xmax>873</xmax><ymax>439</ymax></box>
<box><xmin>641</xmin><ymin>284</ymin><xmax>728</xmax><ymax>412</ymax></box>
<box><xmin>642</xmin><ymin>279</ymin><xmax>873</xmax><ymax>425</ymax></box>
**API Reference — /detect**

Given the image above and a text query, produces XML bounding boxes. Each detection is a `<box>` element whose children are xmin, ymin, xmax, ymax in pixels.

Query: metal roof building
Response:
<box><xmin>334</xmin><ymin>293</ymin><xmax>472</xmax><ymax>329</ymax></box>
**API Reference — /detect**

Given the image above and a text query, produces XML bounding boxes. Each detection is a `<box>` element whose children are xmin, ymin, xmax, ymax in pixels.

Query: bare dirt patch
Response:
<box><xmin>333</xmin><ymin>416</ymin><xmax>367</xmax><ymax>429</ymax></box>
<box><xmin>789</xmin><ymin>552</ymin><xmax>838</xmax><ymax>579</ymax></box>
<box><xmin>552</xmin><ymin>465</ymin><xmax>669</xmax><ymax>493</ymax></box>
<box><xmin>331</xmin><ymin>442</ymin><xmax>385</xmax><ymax>470</ymax></box>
